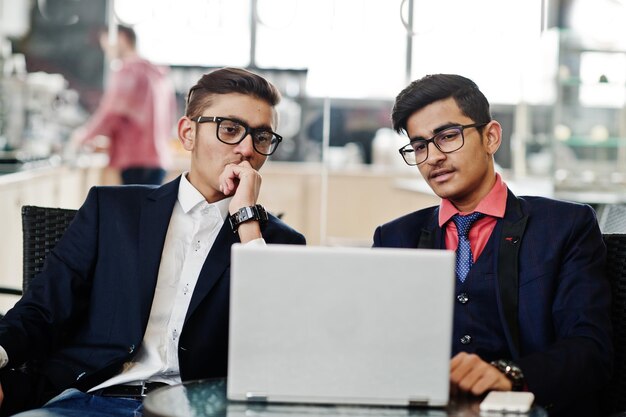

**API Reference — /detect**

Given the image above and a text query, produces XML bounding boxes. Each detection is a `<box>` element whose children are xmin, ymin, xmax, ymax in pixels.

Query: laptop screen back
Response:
<box><xmin>227</xmin><ymin>244</ymin><xmax>455</xmax><ymax>407</ymax></box>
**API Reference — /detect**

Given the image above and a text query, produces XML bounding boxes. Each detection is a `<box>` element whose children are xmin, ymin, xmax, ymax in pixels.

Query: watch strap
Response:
<box><xmin>229</xmin><ymin>204</ymin><xmax>268</xmax><ymax>233</ymax></box>
<box><xmin>490</xmin><ymin>359</ymin><xmax>525</xmax><ymax>391</ymax></box>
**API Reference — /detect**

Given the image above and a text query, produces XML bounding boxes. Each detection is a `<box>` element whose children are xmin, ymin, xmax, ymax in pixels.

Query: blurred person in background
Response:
<box><xmin>70</xmin><ymin>24</ymin><xmax>175</xmax><ymax>185</ymax></box>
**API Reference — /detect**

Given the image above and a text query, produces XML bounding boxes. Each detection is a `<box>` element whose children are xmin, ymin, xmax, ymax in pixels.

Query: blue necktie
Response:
<box><xmin>452</xmin><ymin>212</ymin><xmax>484</xmax><ymax>283</ymax></box>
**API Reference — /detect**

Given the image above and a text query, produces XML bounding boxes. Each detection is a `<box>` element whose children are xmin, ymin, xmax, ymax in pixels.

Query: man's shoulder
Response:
<box><xmin>379</xmin><ymin>205</ymin><xmax>439</xmax><ymax>231</ymax></box>
<box><xmin>263</xmin><ymin>214</ymin><xmax>306</xmax><ymax>244</ymax></box>
<box><xmin>517</xmin><ymin>194</ymin><xmax>594</xmax><ymax>217</ymax></box>
<box><xmin>84</xmin><ymin>180</ymin><xmax>177</xmax><ymax>209</ymax></box>
<box><xmin>121</xmin><ymin>57</ymin><xmax>168</xmax><ymax>78</ymax></box>
<box><xmin>88</xmin><ymin>184</ymin><xmax>161</xmax><ymax>201</ymax></box>
<box><xmin>512</xmin><ymin>194</ymin><xmax>599</xmax><ymax>236</ymax></box>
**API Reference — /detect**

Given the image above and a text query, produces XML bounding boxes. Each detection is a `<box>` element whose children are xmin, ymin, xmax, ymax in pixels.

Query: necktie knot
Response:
<box><xmin>452</xmin><ymin>212</ymin><xmax>484</xmax><ymax>237</ymax></box>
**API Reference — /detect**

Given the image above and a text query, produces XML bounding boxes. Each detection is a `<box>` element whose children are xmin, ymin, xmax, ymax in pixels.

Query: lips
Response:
<box><xmin>429</xmin><ymin>168</ymin><xmax>454</xmax><ymax>181</ymax></box>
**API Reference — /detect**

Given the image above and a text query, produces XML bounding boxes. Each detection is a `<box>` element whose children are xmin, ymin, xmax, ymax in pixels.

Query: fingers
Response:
<box><xmin>219</xmin><ymin>165</ymin><xmax>238</xmax><ymax>196</ymax></box>
<box><xmin>219</xmin><ymin>161</ymin><xmax>255</xmax><ymax>194</ymax></box>
<box><xmin>0</xmin><ymin>381</ymin><xmax>4</xmax><ymax>408</ymax></box>
<box><xmin>219</xmin><ymin>161</ymin><xmax>263</xmax><ymax>212</ymax></box>
<box><xmin>450</xmin><ymin>352</ymin><xmax>512</xmax><ymax>395</ymax></box>
<box><xmin>221</xmin><ymin>161</ymin><xmax>264</xmax><ymax>242</ymax></box>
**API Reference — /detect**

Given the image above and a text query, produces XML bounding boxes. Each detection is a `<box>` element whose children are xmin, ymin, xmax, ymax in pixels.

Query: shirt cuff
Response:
<box><xmin>244</xmin><ymin>238</ymin><xmax>266</xmax><ymax>246</ymax></box>
<box><xmin>0</xmin><ymin>345</ymin><xmax>8</xmax><ymax>368</ymax></box>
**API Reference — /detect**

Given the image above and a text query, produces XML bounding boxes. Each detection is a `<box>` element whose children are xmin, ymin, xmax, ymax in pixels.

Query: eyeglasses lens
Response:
<box><xmin>217</xmin><ymin>119</ymin><xmax>246</xmax><ymax>143</ymax></box>
<box><xmin>215</xmin><ymin>118</ymin><xmax>279</xmax><ymax>155</ymax></box>
<box><xmin>253</xmin><ymin>131</ymin><xmax>276</xmax><ymax>154</ymax></box>
<box><xmin>434</xmin><ymin>127</ymin><xmax>463</xmax><ymax>153</ymax></box>
<box><xmin>403</xmin><ymin>127</ymin><xmax>464</xmax><ymax>165</ymax></box>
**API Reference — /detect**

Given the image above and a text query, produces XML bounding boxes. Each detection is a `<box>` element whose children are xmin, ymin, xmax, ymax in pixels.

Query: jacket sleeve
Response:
<box><xmin>0</xmin><ymin>188</ymin><xmax>102</xmax><ymax>367</ymax></box>
<box><xmin>263</xmin><ymin>214</ymin><xmax>306</xmax><ymax>246</ymax></box>
<box><xmin>516</xmin><ymin>204</ymin><xmax>612</xmax><ymax>413</ymax></box>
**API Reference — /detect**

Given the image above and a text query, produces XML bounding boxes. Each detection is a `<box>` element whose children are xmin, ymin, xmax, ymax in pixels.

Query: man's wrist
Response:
<box><xmin>229</xmin><ymin>204</ymin><xmax>268</xmax><ymax>233</ymax></box>
<box><xmin>490</xmin><ymin>359</ymin><xmax>525</xmax><ymax>391</ymax></box>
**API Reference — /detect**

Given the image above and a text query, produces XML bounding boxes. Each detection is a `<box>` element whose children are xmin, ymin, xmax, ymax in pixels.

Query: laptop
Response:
<box><xmin>227</xmin><ymin>244</ymin><xmax>455</xmax><ymax>407</ymax></box>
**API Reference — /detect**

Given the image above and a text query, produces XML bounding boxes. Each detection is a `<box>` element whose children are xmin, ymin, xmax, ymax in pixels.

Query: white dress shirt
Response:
<box><xmin>90</xmin><ymin>173</ymin><xmax>233</xmax><ymax>390</ymax></box>
<box><xmin>0</xmin><ymin>173</ymin><xmax>264</xmax><ymax>389</ymax></box>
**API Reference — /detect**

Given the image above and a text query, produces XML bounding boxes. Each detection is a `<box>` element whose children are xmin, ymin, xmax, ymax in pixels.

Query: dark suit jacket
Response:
<box><xmin>373</xmin><ymin>189</ymin><xmax>612</xmax><ymax>416</ymax></box>
<box><xmin>0</xmin><ymin>176</ymin><xmax>305</xmax><ymax>400</ymax></box>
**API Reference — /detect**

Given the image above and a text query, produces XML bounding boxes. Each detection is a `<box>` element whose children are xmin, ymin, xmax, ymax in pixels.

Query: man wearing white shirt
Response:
<box><xmin>0</xmin><ymin>67</ymin><xmax>305</xmax><ymax>416</ymax></box>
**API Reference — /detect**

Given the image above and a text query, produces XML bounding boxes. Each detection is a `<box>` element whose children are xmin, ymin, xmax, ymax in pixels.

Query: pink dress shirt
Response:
<box><xmin>439</xmin><ymin>173</ymin><xmax>508</xmax><ymax>260</ymax></box>
<box><xmin>77</xmin><ymin>56</ymin><xmax>176</xmax><ymax>170</ymax></box>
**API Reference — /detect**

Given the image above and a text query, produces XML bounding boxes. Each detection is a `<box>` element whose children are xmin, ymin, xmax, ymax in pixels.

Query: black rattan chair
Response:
<box><xmin>602</xmin><ymin>233</ymin><xmax>626</xmax><ymax>416</ymax></box>
<box><xmin>20</xmin><ymin>205</ymin><xmax>77</xmax><ymax>293</ymax></box>
<box><xmin>0</xmin><ymin>206</ymin><xmax>77</xmax><ymax>318</ymax></box>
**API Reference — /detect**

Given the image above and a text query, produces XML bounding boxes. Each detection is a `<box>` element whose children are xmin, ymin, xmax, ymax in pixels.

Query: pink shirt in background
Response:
<box><xmin>439</xmin><ymin>173</ymin><xmax>508</xmax><ymax>260</ymax></box>
<box><xmin>77</xmin><ymin>56</ymin><xmax>176</xmax><ymax>170</ymax></box>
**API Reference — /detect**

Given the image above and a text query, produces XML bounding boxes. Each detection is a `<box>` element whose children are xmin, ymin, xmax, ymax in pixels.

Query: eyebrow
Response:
<box><xmin>409</xmin><ymin>122</ymin><xmax>463</xmax><ymax>141</ymax></box>
<box><xmin>226</xmin><ymin>115</ymin><xmax>273</xmax><ymax>131</ymax></box>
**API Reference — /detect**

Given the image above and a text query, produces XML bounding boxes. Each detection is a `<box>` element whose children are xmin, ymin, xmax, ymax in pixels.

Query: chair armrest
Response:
<box><xmin>0</xmin><ymin>287</ymin><xmax>23</xmax><ymax>296</ymax></box>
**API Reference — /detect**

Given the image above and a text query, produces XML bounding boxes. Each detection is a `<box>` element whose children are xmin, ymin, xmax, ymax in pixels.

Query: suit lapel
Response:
<box><xmin>496</xmin><ymin>189</ymin><xmax>528</xmax><ymax>358</ymax></box>
<box><xmin>417</xmin><ymin>207</ymin><xmax>441</xmax><ymax>249</ymax></box>
<box><xmin>185</xmin><ymin>220</ymin><xmax>239</xmax><ymax>322</ymax></box>
<box><xmin>137</xmin><ymin>178</ymin><xmax>180</xmax><ymax>326</ymax></box>
<box><xmin>184</xmin><ymin>218</ymin><xmax>284</xmax><ymax>321</ymax></box>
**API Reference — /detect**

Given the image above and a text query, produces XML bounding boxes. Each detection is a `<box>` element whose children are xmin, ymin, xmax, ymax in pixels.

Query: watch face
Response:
<box><xmin>491</xmin><ymin>360</ymin><xmax>524</xmax><ymax>390</ymax></box>
<box><xmin>229</xmin><ymin>205</ymin><xmax>268</xmax><ymax>233</ymax></box>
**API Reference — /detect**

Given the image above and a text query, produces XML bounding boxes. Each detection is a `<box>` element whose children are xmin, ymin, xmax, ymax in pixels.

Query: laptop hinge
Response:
<box><xmin>408</xmin><ymin>397</ymin><xmax>429</xmax><ymax>407</ymax></box>
<box><xmin>245</xmin><ymin>392</ymin><xmax>268</xmax><ymax>402</ymax></box>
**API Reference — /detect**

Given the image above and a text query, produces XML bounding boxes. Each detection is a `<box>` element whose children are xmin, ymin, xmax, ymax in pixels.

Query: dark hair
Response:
<box><xmin>117</xmin><ymin>25</ymin><xmax>136</xmax><ymax>47</ymax></box>
<box><xmin>391</xmin><ymin>74</ymin><xmax>491</xmax><ymax>134</ymax></box>
<box><xmin>101</xmin><ymin>25</ymin><xmax>137</xmax><ymax>48</ymax></box>
<box><xmin>186</xmin><ymin>67</ymin><xmax>281</xmax><ymax>118</ymax></box>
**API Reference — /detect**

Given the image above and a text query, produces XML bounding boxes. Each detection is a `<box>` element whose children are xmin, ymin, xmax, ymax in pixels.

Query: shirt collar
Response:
<box><xmin>438</xmin><ymin>173</ymin><xmax>508</xmax><ymax>227</ymax></box>
<box><xmin>178</xmin><ymin>172</ymin><xmax>231</xmax><ymax>221</ymax></box>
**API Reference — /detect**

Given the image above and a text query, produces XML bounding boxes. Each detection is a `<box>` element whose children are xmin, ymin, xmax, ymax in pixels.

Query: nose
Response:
<box><xmin>234</xmin><ymin>134</ymin><xmax>256</xmax><ymax>158</ymax></box>
<box><xmin>423</xmin><ymin>141</ymin><xmax>446</xmax><ymax>165</ymax></box>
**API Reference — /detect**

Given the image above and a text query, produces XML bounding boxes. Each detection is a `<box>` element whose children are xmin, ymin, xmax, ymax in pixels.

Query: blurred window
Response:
<box><xmin>255</xmin><ymin>0</ymin><xmax>407</xmax><ymax>99</ymax></box>
<box><xmin>579</xmin><ymin>52</ymin><xmax>626</xmax><ymax>108</ymax></box>
<box><xmin>408</xmin><ymin>0</ymin><xmax>542</xmax><ymax>104</ymax></box>
<box><xmin>115</xmin><ymin>0</ymin><xmax>250</xmax><ymax>67</ymax></box>
<box><xmin>114</xmin><ymin>0</ymin><xmax>543</xmax><ymax>102</ymax></box>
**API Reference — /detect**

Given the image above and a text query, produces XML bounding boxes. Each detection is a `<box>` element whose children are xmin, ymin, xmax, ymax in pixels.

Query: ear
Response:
<box><xmin>483</xmin><ymin>120</ymin><xmax>502</xmax><ymax>156</ymax></box>
<box><xmin>178</xmin><ymin>116</ymin><xmax>196</xmax><ymax>151</ymax></box>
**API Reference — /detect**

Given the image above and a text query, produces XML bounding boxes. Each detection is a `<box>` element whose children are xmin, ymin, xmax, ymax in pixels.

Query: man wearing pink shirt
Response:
<box><xmin>71</xmin><ymin>25</ymin><xmax>175</xmax><ymax>185</ymax></box>
<box><xmin>373</xmin><ymin>74</ymin><xmax>611</xmax><ymax>416</ymax></box>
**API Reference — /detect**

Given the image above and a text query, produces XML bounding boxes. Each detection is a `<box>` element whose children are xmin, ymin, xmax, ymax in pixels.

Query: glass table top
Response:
<box><xmin>143</xmin><ymin>379</ymin><xmax>547</xmax><ymax>417</ymax></box>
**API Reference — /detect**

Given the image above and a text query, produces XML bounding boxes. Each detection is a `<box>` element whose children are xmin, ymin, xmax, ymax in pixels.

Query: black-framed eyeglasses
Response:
<box><xmin>191</xmin><ymin>116</ymin><xmax>283</xmax><ymax>156</ymax></box>
<box><xmin>398</xmin><ymin>122</ymin><xmax>488</xmax><ymax>166</ymax></box>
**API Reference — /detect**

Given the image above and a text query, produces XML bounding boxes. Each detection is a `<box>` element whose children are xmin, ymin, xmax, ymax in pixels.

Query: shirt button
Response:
<box><xmin>193</xmin><ymin>242</ymin><xmax>201</xmax><ymax>251</ymax></box>
<box><xmin>201</xmin><ymin>207</ymin><xmax>210</xmax><ymax>215</ymax></box>
<box><xmin>457</xmin><ymin>293</ymin><xmax>469</xmax><ymax>304</ymax></box>
<box><xmin>460</xmin><ymin>335</ymin><xmax>472</xmax><ymax>345</ymax></box>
